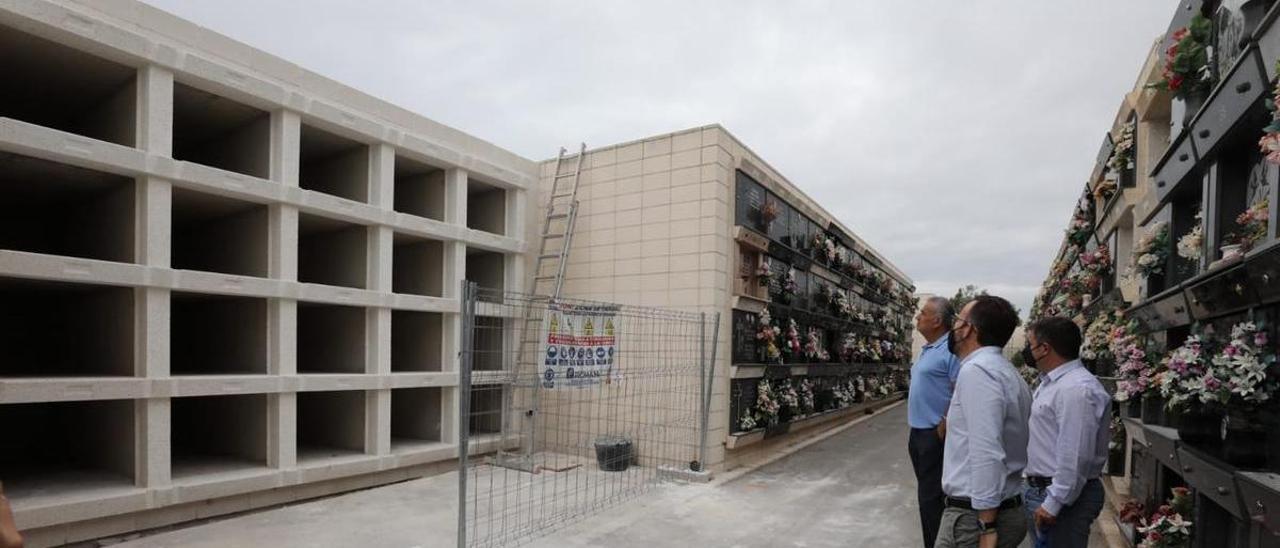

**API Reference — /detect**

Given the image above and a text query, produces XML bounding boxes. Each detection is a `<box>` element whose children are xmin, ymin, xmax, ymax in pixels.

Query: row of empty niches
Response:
<box><xmin>0</xmin><ymin>279</ymin><xmax>451</xmax><ymax>376</ymax></box>
<box><xmin>0</xmin><ymin>390</ymin><xmax>445</xmax><ymax>499</ymax></box>
<box><xmin>0</xmin><ymin>23</ymin><xmax>512</xmax><ymax>231</ymax></box>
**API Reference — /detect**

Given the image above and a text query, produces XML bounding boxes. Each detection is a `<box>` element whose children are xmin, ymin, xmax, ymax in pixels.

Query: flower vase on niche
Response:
<box><xmin>1141</xmin><ymin>395</ymin><xmax>1167</xmax><ymax>426</ymax></box>
<box><xmin>1222</xmin><ymin>411</ymin><xmax>1271</xmax><ymax>468</ymax></box>
<box><xmin>1182</xmin><ymin>90</ymin><xmax>1209</xmax><ymax>127</ymax></box>
<box><xmin>1169</xmin><ymin>405</ymin><xmax>1222</xmax><ymax>448</ymax></box>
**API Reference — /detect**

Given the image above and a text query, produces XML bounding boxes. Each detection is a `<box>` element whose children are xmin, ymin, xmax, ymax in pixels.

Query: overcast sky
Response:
<box><xmin>144</xmin><ymin>1</ymin><xmax>1175</xmax><ymax>315</ymax></box>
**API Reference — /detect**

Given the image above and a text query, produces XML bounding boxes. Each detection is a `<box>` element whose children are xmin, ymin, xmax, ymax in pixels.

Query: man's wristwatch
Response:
<box><xmin>977</xmin><ymin>519</ymin><xmax>998</xmax><ymax>535</ymax></box>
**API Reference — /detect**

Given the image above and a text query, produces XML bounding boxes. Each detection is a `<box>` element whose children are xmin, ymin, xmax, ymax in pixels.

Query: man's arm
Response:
<box><xmin>1042</xmin><ymin>384</ymin><xmax>1106</xmax><ymax>516</ymax></box>
<box><xmin>956</xmin><ymin>364</ymin><xmax>1008</xmax><ymax>511</ymax></box>
<box><xmin>936</xmin><ymin>355</ymin><xmax>964</xmax><ymax>439</ymax></box>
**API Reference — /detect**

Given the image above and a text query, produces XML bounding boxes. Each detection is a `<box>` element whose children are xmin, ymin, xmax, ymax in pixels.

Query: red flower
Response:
<box><xmin>1168</xmin><ymin>74</ymin><xmax>1184</xmax><ymax>91</ymax></box>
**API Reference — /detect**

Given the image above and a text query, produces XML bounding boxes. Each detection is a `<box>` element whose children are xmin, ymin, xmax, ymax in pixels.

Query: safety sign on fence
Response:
<box><xmin>540</xmin><ymin>302</ymin><xmax>620</xmax><ymax>389</ymax></box>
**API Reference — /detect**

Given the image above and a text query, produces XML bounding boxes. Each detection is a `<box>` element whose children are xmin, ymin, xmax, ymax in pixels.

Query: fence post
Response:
<box><xmin>457</xmin><ymin>281</ymin><xmax>476</xmax><ymax>548</ymax></box>
<box><xmin>695</xmin><ymin>312</ymin><xmax>721</xmax><ymax>472</ymax></box>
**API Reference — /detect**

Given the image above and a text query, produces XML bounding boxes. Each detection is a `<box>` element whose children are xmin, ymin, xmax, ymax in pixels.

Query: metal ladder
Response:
<box><xmin>531</xmin><ymin>143</ymin><xmax>587</xmax><ymax>300</ymax></box>
<box><xmin>500</xmin><ymin>144</ymin><xmax>587</xmax><ymax>470</ymax></box>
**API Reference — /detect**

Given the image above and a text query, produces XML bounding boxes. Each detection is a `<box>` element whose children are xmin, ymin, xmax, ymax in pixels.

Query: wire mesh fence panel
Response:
<box><xmin>458</xmin><ymin>283</ymin><xmax>715</xmax><ymax>548</ymax></box>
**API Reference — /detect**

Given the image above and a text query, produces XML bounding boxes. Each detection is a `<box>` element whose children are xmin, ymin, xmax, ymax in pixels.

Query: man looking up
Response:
<box><xmin>907</xmin><ymin>296</ymin><xmax>962</xmax><ymax>548</ymax></box>
<box><xmin>1021</xmin><ymin>316</ymin><xmax>1110</xmax><ymax>547</ymax></box>
<box><xmin>935</xmin><ymin>296</ymin><xmax>1031</xmax><ymax>548</ymax></box>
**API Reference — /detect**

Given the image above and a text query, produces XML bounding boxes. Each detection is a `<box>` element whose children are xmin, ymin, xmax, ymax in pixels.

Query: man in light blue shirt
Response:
<box><xmin>936</xmin><ymin>296</ymin><xmax>1031</xmax><ymax>548</ymax></box>
<box><xmin>907</xmin><ymin>296</ymin><xmax>962</xmax><ymax>548</ymax></box>
<box><xmin>1020</xmin><ymin>316</ymin><xmax>1110</xmax><ymax>547</ymax></box>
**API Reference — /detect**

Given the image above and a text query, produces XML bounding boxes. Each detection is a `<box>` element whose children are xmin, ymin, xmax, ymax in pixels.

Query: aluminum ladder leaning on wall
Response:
<box><xmin>505</xmin><ymin>143</ymin><xmax>588</xmax><ymax>470</ymax></box>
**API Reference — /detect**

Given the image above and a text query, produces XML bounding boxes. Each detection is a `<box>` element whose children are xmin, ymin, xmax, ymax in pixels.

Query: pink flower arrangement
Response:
<box><xmin>1137</xmin><ymin>487</ymin><xmax>1193</xmax><ymax>548</ymax></box>
<box><xmin>755</xmin><ymin>308</ymin><xmax>781</xmax><ymax>362</ymax></box>
<box><xmin>1232</xmin><ymin>199</ymin><xmax>1268</xmax><ymax>252</ymax></box>
<box><xmin>803</xmin><ymin>328</ymin><xmax>830</xmax><ymax>362</ymax></box>
<box><xmin>782</xmin><ymin>318</ymin><xmax>802</xmax><ymax>358</ymax></box>
<box><xmin>755</xmin><ymin>257</ymin><xmax>773</xmax><ymax>287</ymax></box>
<box><xmin>1112</xmin><ymin>320</ymin><xmax>1159</xmax><ymax>402</ymax></box>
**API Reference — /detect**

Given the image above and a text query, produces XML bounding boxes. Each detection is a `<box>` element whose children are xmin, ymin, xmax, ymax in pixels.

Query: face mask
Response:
<box><xmin>1021</xmin><ymin>343</ymin><xmax>1038</xmax><ymax>368</ymax></box>
<box><xmin>946</xmin><ymin>325</ymin><xmax>965</xmax><ymax>355</ymax></box>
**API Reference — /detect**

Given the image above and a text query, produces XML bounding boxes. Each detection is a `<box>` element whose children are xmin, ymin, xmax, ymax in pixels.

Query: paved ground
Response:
<box><xmin>110</xmin><ymin>403</ymin><xmax>1107</xmax><ymax>547</ymax></box>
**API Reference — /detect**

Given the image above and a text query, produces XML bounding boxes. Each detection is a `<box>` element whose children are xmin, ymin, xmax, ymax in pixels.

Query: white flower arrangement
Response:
<box><xmin>1176</xmin><ymin>211</ymin><xmax>1204</xmax><ymax>261</ymax></box>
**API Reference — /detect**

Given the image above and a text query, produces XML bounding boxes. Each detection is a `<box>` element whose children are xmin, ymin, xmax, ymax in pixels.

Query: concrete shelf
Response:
<box><xmin>392</xmin><ymin>233</ymin><xmax>444</xmax><ymax>297</ymax></box>
<box><xmin>170</xmin><ymin>394</ymin><xmax>270</xmax><ymax>480</ymax></box>
<box><xmin>171</xmin><ymin>188</ymin><xmax>269</xmax><ymax>277</ymax></box>
<box><xmin>172</xmin><ymin>82</ymin><xmax>271</xmax><ymax>179</ymax></box>
<box><xmin>299</xmin><ymin>124</ymin><xmax>370</xmax><ymax>204</ymax></box>
<box><xmin>296</xmin><ymin>303</ymin><xmax>367</xmax><ymax>374</ymax></box>
<box><xmin>390</xmin><ymin>387</ymin><xmax>444</xmax><ymax>451</ymax></box>
<box><xmin>393</xmin><ymin>154</ymin><xmax>446</xmax><ymax>221</ymax></box>
<box><xmin>0</xmin><ymin>151</ymin><xmax>136</xmax><ymax>264</ymax></box>
<box><xmin>0</xmin><ymin>27</ymin><xmax>137</xmax><ymax>147</ymax></box>
<box><xmin>466</xmin><ymin>179</ymin><xmax>507</xmax><ymax>237</ymax></box>
<box><xmin>297</xmin><ymin>391</ymin><xmax>367</xmax><ymax>463</ymax></box>
<box><xmin>298</xmin><ymin>213</ymin><xmax>369</xmax><ymax>289</ymax></box>
<box><xmin>171</xmin><ymin>292</ymin><xmax>268</xmax><ymax>375</ymax></box>
<box><xmin>0</xmin><ymin>400</ymin><xmax>137</xmax><ymax>504</ymax></box>
<box><xmin>468</xmin><ymin>384</ymin><xmax>504</xmax><ymax>435</ymax></box>
<box><xmin>391</xmin><ymin>310</ymin><xmax>444</xmax><ymax>372</ymax></box>
<box><xmin>0</xmin><ymin>279</ymin><xmax>133</xmax><ymax>377</ymax></box>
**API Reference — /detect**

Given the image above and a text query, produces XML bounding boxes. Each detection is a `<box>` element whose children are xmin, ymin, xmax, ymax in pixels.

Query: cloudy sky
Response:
<box><xmin>144</xmin><ymin>1</ymin><xmax>1175</xmax><ymax>314</ymax></box>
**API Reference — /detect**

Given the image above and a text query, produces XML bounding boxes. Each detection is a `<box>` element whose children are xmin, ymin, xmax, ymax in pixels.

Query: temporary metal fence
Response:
<box><xmin>458</xmin><ymin>283</ymin><xmax>719</xmax><ymax>547</ymax></box>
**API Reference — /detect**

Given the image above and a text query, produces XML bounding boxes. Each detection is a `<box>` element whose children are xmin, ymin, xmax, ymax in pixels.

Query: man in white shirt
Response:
<box><xmin>935</xmin><ymin>296</ymin><xmax>1031</xmax><ymax>548</ymax></box>
<box><xmin>1020</xmin><ymin>316</ymin><xmax>1110</xmax><ymax>547</ymax></box>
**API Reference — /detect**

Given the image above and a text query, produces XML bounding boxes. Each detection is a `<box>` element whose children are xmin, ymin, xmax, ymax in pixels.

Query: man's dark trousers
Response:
<box><xmin>908</xmin><ymin>427</ymin><xmax>945</xmax><ymax>548</ymax></box>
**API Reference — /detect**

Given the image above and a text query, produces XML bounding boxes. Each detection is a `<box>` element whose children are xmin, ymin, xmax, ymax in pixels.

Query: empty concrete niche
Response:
<box><xmin>171</xmin><ymin>188</ymin><xmax>269</xmax><ymax>277</ymax></box>
<box><xmin>172</xmin><ymin>81</ymin><xmax>270</xmax><ymax>179</ymax></box>
<box><xmin>0</xmin><ymin>25</ymin><xmax>137</xmax><ymax>146</ymax></box>
<box><xmin>297</xmin><ymin>303</ymin><xmax>367</xmax><ymax>373</ymax></box>
<box><xmin>0</xmin><ymin>151</ymin><xmax>135</xmax><ymax>263</ymax></box>
<box><xmin>465</xmin><ymin>248</ymin><xmax>505</xmax><ymax>293</ymax></box>
<box><xmin>171</xmin><ymin>292</ymin><xmax>268</xmax><ymax>375</ymax></box>
<box><xmin>0</xmin><ymin>400</ymin><xmax>136</xmax><ymax>504</ymax></box>
<box><xmin>0</xmin><ymin>278</ymin><xmax>133</xmax><ymax>377</ymax></box>
<box><xmin>466</xmin><ymin>179</ymin><xmax>507</xmax><ymax>236</ymax></box>
<box><xmin>470</xmin><ymin>316</ymin><xmax>507</xmax><ymax>372</ymax></box>
<box><xmin>392</xmin><ymin>233</ymin><xmax>444</xmax><ymax>297</ymax></box>
<box><xmin>391</xmin><ymin>387</ymin><xmax>443</xmax><ymax>452</ymax></box>
<box><xmin>393</xmin><ymin>154</ymin><xmax>446</xmax><ymax>220</ymax></box>
<box><xmin>171</xmin><ymin>394</ymin><xmax>268</xmax><ymax>480</ymax></box>
<box><xmin>298</xmin><ymin>213</ymin><xmax>369</xmax><ymax>289</ymax></box>
<box><xmin>297</xmin><ymin>390</ymin><xmax>367</xmax><ymax>463</ymax></box>
<box><xmin>299</xmin><ymin>123</ymin><xmax>370</xmax><ymax>203</ymax></box>
<box><xmin>468</xmin><ymin>384</ymin><xmax>504</xmax><ymax>436</ymax></box>
<box><xmin>391</xmin><ymin>310</ymin><xmax>443</xmax><ymax>372</ymax></box>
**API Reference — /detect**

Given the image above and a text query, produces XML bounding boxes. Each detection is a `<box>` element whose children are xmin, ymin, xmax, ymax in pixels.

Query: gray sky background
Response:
<box><xmin>143</xmin><ymin>1</ymin><xmax>1176</xmax><ymax>315</ymax></box>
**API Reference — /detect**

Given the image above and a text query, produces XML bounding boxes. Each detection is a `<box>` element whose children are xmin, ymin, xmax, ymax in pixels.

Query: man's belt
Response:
<box><xmin>1027</xmin><ymin>475</ymin><xmax>1052</xmax><ymax>488</ymax></box>
<box><xmin>944</xmin><ymin>495</ymin><xmax>1023</xmax><ymax>511</ymax></box>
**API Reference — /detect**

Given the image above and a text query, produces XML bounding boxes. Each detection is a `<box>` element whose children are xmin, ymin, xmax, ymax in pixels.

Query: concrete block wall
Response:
<box><xmin>0</xmin><ymin>1</ymin><xmax>533</xmax><ymax>546</ymax></box>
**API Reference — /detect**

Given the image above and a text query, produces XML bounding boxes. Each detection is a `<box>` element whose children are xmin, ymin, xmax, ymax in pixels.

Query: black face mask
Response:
<box><xmin>946</xmin><ymin>326</ymin><xmax>965</xmax><ymax>355</ymax></box>
<box><xmin>1020</xmin><ymin>344</ymin><xmax>1038</xmax><ymax>369</ymax></box>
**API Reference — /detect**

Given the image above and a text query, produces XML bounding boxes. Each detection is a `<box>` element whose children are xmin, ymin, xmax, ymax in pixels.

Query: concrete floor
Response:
<box><xmin>108</xmin><ymin>403</ymin><xmax>1106</xmax><ymax>548</ymax></box>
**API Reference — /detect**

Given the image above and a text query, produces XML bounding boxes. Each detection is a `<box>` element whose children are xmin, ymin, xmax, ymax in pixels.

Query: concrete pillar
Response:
<box><xmin>269</xmin><ymin>108</ymin><xmax>301</xmax><ymax>470</ymax></box>
<box><xmin>367</xmin><ymin>389</ymin><xmax>391</xmax><ymax>455</ymax></box>
<box><xmin>134</xmin><ymin>64</ymin><xmax>174</xmax><ymax>490</ymax></box>
<box><xmin>445</xmin><ymin>168</ymin><xmax>468</xmax><ymax>226</ymax></box>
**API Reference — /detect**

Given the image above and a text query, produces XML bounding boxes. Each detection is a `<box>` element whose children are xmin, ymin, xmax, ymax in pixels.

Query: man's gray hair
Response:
<box><xmin>926</xmin><ymin>296</ymin><xmax>955</xmax><ymax>329</ymax></box>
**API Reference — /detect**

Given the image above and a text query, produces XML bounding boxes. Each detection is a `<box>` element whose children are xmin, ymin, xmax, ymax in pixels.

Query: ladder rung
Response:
<box><xmin>550</xmin><ymin>193</ymin><xmax>574</xmax><ymax>199</ymax></box>
<box><xmin>534</xmin><ymin>275</ymin><xmax>557</xmax><ymax>281</ymax></box>
<box><xmin>541</xmin><ymin>233</ymin><xmax>565</xmax><ymax>239</ymax></box>
<box><xmin>547</xmin><ymin>213</ymin><xmax>569</xmax><ymax>219</ymax></box>
<box><xmin>537</xmin><ymin>254</ymin><xmax>561</xmax><ymax>260</ymax></box>
<box><xmin>554</xmin><ymin>172</ymin><xmax>577</xmax><ymax>179</ymax></box>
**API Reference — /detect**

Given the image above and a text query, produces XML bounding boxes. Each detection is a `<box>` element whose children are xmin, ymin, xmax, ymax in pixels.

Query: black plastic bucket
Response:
<box><xmin>593</xmin><ymin>435</ymin><xmax>632</xmax><ymax>472</ymax></box>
